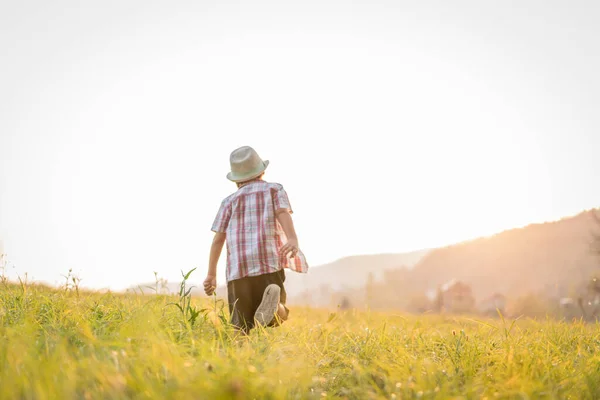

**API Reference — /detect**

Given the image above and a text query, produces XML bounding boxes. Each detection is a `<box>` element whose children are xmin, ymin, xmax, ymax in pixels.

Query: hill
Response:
<box><xmin>283</xmin><ymin>250</ymin><xmax>430</xmax><ymax>305</ymax></box>
<box><xmin>291</xmin><ymin>209</ymin><xmax>600</xmax><ymax>312</ymax></box>
<box><xmin>398</xmin><ymin>209</ymin><xmax>600</xmax><ymax>303</ymax></box>
<box><xmin>131</xmin><ymin>209</ymin><xmax>600</xmax><ymax>312</ymax></box>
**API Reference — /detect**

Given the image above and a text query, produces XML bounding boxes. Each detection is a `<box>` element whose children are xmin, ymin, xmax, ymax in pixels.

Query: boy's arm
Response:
<box><xmin>276</xmin><ymin>211</ymin><xmax>299</xmax><ymax>258</ymax></box>
<box><xmin>204</xmin><ymin>232</ymin><xmax>226</xmax><ymax>296</ymax></box>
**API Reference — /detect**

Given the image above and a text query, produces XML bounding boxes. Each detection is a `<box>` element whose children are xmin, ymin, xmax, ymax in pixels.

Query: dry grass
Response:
<box><xmin>1</xmin><ymin>278</ymin><xmax>600</xmax><ymax>399</ymax></box>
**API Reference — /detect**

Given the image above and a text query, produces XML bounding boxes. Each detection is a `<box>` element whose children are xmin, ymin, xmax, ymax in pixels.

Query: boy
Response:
<box><xmin>203</xmin><ymin>146</ymin><xmax>308</xmax><ymax>333</ymax></box>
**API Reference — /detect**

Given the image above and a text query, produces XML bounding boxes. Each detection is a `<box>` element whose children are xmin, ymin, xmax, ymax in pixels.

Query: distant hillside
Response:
<box><xmin>130</xmin><ymin>209</ymin><xmax>600</xmax><ymax>310</ymax></box>
<box><xmin>284</xmin><ymin>250</ymin><xmax>430</xmax><ymax>305</ymax></box>
<box><xmin>130</xmin><ymin>250</ymin><xmax>430</xmax><ymax>301</ymax></box>
<box><xmin>404</xmin><ymin>209</ymin><xmax>600</xmax><ymax>302</ymax></box>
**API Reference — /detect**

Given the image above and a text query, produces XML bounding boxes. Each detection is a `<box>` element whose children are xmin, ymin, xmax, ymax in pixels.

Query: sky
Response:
<box><xmin>1</xmin><ymin>0</ymin><xmax>599</xmax><ymax>290</ymax></box>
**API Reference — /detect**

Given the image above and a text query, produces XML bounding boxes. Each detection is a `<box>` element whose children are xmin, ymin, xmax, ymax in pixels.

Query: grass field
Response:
<box><xmin>1</xmin><ymin>275</ymin><xmax>600</xmax><ymax>399</ymax></box>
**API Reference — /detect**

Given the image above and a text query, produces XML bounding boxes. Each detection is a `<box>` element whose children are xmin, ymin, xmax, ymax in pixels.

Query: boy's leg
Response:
<box><xmin>251</xmin><ymin>269</ymin><xmax>290</xmax><ymax>327</ymax></box>
<box><xmin>270</xmin><ymin>269</ymin><xmax>289</xmax><ymax>324</ymax></box>
<box><xmin>254</xmin><ymin>284</ymin><xmax>281</xmax><ymax>326</ymax></box>
<box><xmin>276</xmin><ymin>303</ymin><xmax>289</xmax><ymax>323</ymax></box>
<box><xmin>227</xmin><ymin>278</ymin><xmax>255</xmax><ymax>333</ymax></box>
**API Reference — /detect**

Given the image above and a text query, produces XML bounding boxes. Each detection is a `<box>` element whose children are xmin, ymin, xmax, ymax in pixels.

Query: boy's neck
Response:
<box><xmin>237</xmin><ymin>177</ymin><xmax>264</xmax><ymax>189</ymax></box>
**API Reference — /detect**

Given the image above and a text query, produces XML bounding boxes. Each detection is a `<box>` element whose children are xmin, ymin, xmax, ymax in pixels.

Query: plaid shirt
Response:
<box><xmin>211</xmin><ymin>180</ymin><xmax>309</xmax><ymax>282</ymax></box>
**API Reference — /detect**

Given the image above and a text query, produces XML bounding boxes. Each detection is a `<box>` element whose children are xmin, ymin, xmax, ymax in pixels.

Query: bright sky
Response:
<box><xmin>1</xmin><ymin>0</ymin><xmax>599</xmax><ymax>290</ymax></box>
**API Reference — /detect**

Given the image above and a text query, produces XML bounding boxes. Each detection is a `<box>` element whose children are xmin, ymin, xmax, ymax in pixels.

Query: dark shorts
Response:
<box><xmin>227</xmin><ymin>269</ymin><xmax>289</xmax><ymax>332</ymax></box>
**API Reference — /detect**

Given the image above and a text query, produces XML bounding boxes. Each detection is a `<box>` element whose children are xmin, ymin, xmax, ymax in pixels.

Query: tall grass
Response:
<box><xmin>1</xmin><ymin>274</ymin><xmax>600</xmax><ymax>399</ymax></box>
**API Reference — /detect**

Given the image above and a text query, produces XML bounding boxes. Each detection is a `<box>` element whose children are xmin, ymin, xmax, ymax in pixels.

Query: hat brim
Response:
<box><xmin>226</xmin><ymin>160</ymin><xmax>269</xmax><ymax>182</ymax></box>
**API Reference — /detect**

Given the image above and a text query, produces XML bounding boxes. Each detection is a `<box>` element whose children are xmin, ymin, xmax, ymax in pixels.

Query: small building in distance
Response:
<box><xmin>434</xmin><ymin>279</ymin><xmax>476</xmax><ymax>314</ymax></box>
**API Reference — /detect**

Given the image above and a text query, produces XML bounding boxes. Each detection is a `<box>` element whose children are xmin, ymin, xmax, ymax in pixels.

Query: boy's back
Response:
<box><xmin>212</xmin><ymin>180</ymin><xmax>308</xmax><ymax>282</ymax></box>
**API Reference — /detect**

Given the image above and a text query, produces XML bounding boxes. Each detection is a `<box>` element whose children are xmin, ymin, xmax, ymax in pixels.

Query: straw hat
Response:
<box><xmin>226</xmin><ymin>146</ymin><xmax>270</xmax><ymax>182</ymax></box>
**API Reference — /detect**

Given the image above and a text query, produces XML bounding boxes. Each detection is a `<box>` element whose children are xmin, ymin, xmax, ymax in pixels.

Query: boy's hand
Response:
<box><xmin>203</xmin><ymin>275</ymin><xmax>217</xmax><ymax>296</ymax></box>
<box><xmin>276</xmin><ymin>212</ymin><xmax>300</xmax><ymax>258</ymax></box>
<box><xmin>280</xmin><ymin>238</ymin><xmax>299</xmax><ymax>258</ymax></box>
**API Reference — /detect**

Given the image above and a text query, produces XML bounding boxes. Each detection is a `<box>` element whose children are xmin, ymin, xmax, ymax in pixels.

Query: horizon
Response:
<box><xmin>1</xmin><ymin>206</ymin><xmax>596</xmax><ymax>290</ymax></box>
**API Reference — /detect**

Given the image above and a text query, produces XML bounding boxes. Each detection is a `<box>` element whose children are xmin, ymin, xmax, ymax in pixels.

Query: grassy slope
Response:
<box><xmin>1</xmin><ymin>283</ymin><xmax>600</xmax><ymax>399</ymax></box>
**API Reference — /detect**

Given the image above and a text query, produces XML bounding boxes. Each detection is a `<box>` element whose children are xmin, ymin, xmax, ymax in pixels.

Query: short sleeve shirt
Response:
<box><xmin>211</xmin><ymin>180</ymin><xmax>309</xmax><ymax>282</ymax></box>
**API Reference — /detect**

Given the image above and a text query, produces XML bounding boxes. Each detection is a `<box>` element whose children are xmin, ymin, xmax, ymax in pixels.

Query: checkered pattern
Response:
<box><xmin>212</xmin><ymin>180</ymin><xmax>309</xmax><ymax>282</ymax></box>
